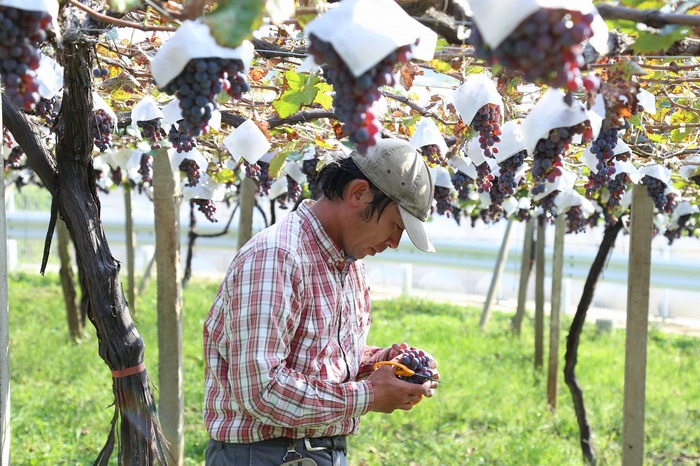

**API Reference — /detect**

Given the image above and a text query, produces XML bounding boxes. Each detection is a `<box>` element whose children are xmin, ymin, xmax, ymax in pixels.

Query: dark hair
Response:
<box><xmin>316</xmin><ymin>156</ymin><xmax>394</xmax><ymax>221</ymax></box>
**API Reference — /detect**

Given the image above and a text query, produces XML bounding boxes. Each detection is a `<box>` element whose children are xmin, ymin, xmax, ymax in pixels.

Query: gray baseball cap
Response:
<box><xmin>351</xmin><ymin>139</ymin><xmax>435</xmax><ymax>253</ymax></box>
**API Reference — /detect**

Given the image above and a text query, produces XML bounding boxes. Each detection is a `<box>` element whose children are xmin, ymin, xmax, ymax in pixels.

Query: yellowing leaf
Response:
<box><xmin>314</xmin><ymin>134</ymin><xmax>335</xmax><ymax>149</ymax></box>
<box><xmin>212</xmin><ymin>168</ymin><xmax>235</xmax><ymax>184</ymax></box>
<box><xmin>313</xmin><ymin>82</ymin><xmax>334</xmax><ymax>109</ymax></box>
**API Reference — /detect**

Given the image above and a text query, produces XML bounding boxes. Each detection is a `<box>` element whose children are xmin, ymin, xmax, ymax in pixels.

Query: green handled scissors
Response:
<box><xmin>373</xmin><ymin>361</ymin><xmax>443</xmax><ymax>384</ymax></box>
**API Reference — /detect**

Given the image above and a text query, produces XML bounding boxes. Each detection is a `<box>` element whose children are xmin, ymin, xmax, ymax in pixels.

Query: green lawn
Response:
<box><xmin>6</xmin><ymin>272</ymin><xmax>700</xmax><ymax>465</ymax></box>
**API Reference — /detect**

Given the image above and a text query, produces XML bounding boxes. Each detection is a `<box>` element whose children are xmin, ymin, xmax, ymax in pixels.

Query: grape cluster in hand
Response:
<box><xmin>308</xmin><ymin>33</ymin><xmax>414</xmax><ymax>154</ymax></box>
<box><xmin>137</xmin><ymin>118</ymin><xmax>167</xmax><ymax>150</ymax></box>
<box><xmin>0</xmin><ymin>6</ymin><xmax>52</xmax><ymax>111</ymax></box>
<box><xmin>471</xmin><ymin>8</ymin><xmax>594</xmax><ymax>91</ymax></box>
<box><xmin>531</xmin><ymin>123</ymin><xmax>588</xmax><ymax>195</ymax></box>
<box><xmin>392</xmin><ymin>344</ymin><xmax>438</xmax><ymax>385</ymax></box>
<box><xmin>472</xmin><ymin>103</ymin><xmax>501</xmax><ymax>158</ymax></box>
<box><xmin>160</xmin><ymin>57</ymin><xmax>249</xmax><ymax>136</ymax></box>
<box><xmin>92</xmin><ymin>109</ymin><xmax>114</xmax><ymax>152</ymax></box>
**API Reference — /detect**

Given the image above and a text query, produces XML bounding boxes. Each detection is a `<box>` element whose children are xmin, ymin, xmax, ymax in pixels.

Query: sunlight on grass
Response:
<box><xmin>6</xmin><ymin>273</ymin><xmax>700</xmax><ymax>465</ymax></box>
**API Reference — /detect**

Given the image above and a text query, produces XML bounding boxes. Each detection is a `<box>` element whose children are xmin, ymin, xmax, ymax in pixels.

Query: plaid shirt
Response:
<box><xmin>203</xmin><ymin>200</ymin><xmax>392</xmax><ymax>443</ymax></box>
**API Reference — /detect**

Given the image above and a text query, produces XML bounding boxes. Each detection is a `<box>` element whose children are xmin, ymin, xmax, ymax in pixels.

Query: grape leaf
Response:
<box><xmin>313</xmin><ymin>82</ymin><xmax>334</xmax><ymax>110</ymax></box>
<box><xmin>205</xmin><ymin>0</ymin><xmax>264</xmax><ymax>49</ymax></box>
<box><xmin>269</xmin><ymin>149</ymin><xmax>290</xmax><ymax>179</ymax></box>
<box><xmin>108</xmin><ymin>0</ymin><xmax>140</xmax><ymax>13</ymax></box>
<box><xmin>272</xmin><ymin>71</ymin><xmax>321</xmax><ymax>118</ymax></box>
<box><xmin>632</xmin><ymin>28</ymin><xmax>691</xmax><ymax>54</ymax></box>
<box><xmin>212</xmin><ymin>168</ymin><xmax>235</xmax><ymax>184</ymax></box>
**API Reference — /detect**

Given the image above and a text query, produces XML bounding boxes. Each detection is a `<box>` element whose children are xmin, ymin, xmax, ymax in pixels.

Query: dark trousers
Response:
<box><xmin>205</xmin><ymin>437</ymin><xmax>349</xmax><ymax>466</ymax></box>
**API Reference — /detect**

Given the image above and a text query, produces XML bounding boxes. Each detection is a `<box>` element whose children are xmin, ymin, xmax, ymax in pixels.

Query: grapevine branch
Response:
<box><xmin>67</xmin><ymin>0</ymin><xmax>177</xmax><ymax>32</ymax></box>
<box><xmin>596</xmin><ymin>3</ymin><xmax>700</xmax><ymax>28</ymax></box>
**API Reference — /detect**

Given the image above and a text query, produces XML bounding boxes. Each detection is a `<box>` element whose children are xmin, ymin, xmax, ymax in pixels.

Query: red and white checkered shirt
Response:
<box><xmin>203</xmin><ymin>200</ymin><xmax>391</xmax><ymax>443</ymax></box>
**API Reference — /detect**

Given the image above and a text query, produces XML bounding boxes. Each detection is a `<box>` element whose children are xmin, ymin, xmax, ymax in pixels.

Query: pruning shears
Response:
<box><xmin>373</xmin><ymin>361</ymin><xmax>443</xmax><ymax>384</ymax></box>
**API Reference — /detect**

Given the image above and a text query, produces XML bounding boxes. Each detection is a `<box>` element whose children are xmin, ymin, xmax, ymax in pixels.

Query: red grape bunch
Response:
<box><xmin>308</xmin><ymin>33</ymin><xmax>415</xmax><ymax>154</ymax></box>
<box><xmin>276</xmin><ymin>175</ymin><xmax>301</xmax><ymax>210</ymax></box>
<box><xmin>92</xmin><ymin>109</ymin><xmax>114</xmax><ymax>153</ymax></box>
<box><xmin>663</xmin><ymin>215</ymin><xmax>695</xmax><ymax>246</ymax></box>
<box><xmin>33</xmin><ymin>97</ymin><xmax>60</xmax><ymax>126</ymax></box>
<box><xmin>193</xmin><ymin>198</ymin><xmax>218</xmax><ymax>223</ymax></box>
<box><xmin>566</xmin><ymin>206</ymin><xmax>588</xmax><ymax>234</ymax></box>
<box><xmin>584</xmin><ymin>125</ymin><xmax>620</xmax><ymax>197</ymax></box>
<box><xmin>3</xmin><ymin>127</ymin><xmax>14</xmax><ymax>148</ymax></box>
<box><xmin>179</xmin><ymin>158</ymin><xmax>201</xmax><ymax>187</ymax></box>
<box><xmin>0</xmin><ymin>6</ymin><xmax>52</xmax><ymax>111</ymax></box>
<box><xmin>642</xmin><ymin>176</ymin><xmax>675</xmax><ymax>214</ymax></box>
<box><xmin>245</xmin><ymin>161</ymin><xmax>273</xmax><ymax>196</ymax></box>
<box><xmin>392</xmin><ymin>345</ymin><xmax>438</xmax><ymax>385</ymax></box>
<box><xmin>450</xmin><ymin>170</ymin><xmax>473</xmax><ymax>201</ymax></box>
<box><xmin>420</xmin><ymin>144</ymin><xmax>445</xmax><ymax>167</ymax></box>
<box><xmin>472</xmin><ymin>103</ymin><xmax>502</xmax><ymax>158</ymax></box>
<box><xmin>433</xmin><ymin>186</ymin><xmax>455</xmax><ymax>218</ymax></box>
<box><xmin>471</xmin><ymin>8</ymin><xmax>595</xmax><ymax>91</ymax></box>
<box><xmin>301</xmin><ymin>156</ymin><xmax>323</xmax><ymax>200</ymax></box>
<box><xmin>160</xmin><ymin>57</ymin><xmax>250</xmax><ymax>136</ymax></box>
<box><xmin>496</xmin><ymin>149</ymin><xmax>526</xmax><ymax>196</ymax></box>
<box><xmin>4</xmin><ymin>146</ymin><xmax>24</xmax><ymax>170</ymax></box>
<box><xmin>138</xmin><ymin>154</ymin><xmax>153</xmax><ymax>185</ymax></box>
<box><xmin>604</xmin><ymin>172</ymin><xmax>630</xmax><ymax>215</ymax></box>
<box><xmin>137</xmin><ymin>118</ymin><xmax>167</xmax><ymax>150</ymax></box>
<box><xmin>531</xmin><ymin>122</ymin><xmax>589</xmax><ymax>195</ymax></box>
<box><xmin>168</xmin><ymin>122</ymin><xmax>197</xmax><ymax>153</ymax></box>
<box><xmin>536</xmin><ymin>191</ymin><xmax>560</xmax><ymax>221</ymax></box>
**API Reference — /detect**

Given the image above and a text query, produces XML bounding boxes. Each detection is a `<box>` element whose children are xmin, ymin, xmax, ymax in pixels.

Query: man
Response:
<box><xmin>203</xmin><ymin>138</ymin><xmax>439</xmax><ymax>466</ymax></box>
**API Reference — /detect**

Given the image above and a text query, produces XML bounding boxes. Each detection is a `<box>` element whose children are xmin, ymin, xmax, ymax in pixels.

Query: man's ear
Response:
<box><xmin>347</xmin><ymin>179</ymin><xmax>371</xmax><ymax>204</ymax></box>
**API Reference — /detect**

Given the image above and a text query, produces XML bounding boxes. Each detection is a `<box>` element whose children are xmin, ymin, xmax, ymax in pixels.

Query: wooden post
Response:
<box><xmin>547</xmin><ymin>214</ymin><xmax>566</xmax><ymax>409</ymax></box>
<box><xmin>153</xmin><ymin>150</ymin><xmax>184</xmax><ymax>465</ymax></box>
<box><xmin>622</xmin><ymin>184</ymin><xmax>654</xmax><ymax>466</ymax></box>
<box><xmin>480</xmin><ymin>218</ymin><xmax>514</xmax><ymax>329</ymax></box>
<box><xmin>1</xmin><ymin>92</ymin><xmax>11</xmax><ymax>466</ymax></box>
<box><xmin>238</xmin><ymin>177</ymin><xmax>256</xmax><ymax>248</ymax></box>
<box><xmin>534</xmin><ymin>216</ymin><xmax>546</xmax><ymax>370</ymax></box>
<box><xmin>512</xmin><ymin>218</ymin><xmax>534</xmax><ymax>335</ymax></box>
<box><xmin>124</xmin><ymin>185</ymin><xmax>137</xmax><ymax>315</ymax></box>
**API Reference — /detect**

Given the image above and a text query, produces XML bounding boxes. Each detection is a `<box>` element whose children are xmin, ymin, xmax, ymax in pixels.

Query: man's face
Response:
<box><xmin>344</xmin><ymin>195</ymin><xmax>405</xmax><ymax>260</ymax></box>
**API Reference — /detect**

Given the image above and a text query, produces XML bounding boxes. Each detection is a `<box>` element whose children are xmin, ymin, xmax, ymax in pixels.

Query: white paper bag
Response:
<box><xmin>223</xmin><ymin>119</ymin><xmax>272</xmax><ymax>164</ymax></box>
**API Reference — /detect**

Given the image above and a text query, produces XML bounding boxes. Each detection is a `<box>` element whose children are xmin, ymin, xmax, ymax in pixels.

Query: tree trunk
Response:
<box><xmin>1</xmin><ymin>28</ymin><xmax>169</xmax><ymax>464</ymax></box>
<box><xmin>534</xmin><ymin>216</ymin><xmax>546</xmax><ymax>370</ymax></box>
<box><xmin>237</xmin><ymin>177</ymin><xmax>256</xmax><ymax>248</ymax></box>
<box><xmin>622</xmin><ymin>184</ymin><xmax>654</xmax><ymax>466</ymax></box>
<box><xmin>480</xmin><ymin>217</ymin><xmax>514</xmax><ymax>329</ymax></box>
<box><xmin>124</xmin><ymin>186</ymin><xmax>137</xmax><ymax>315</ymax></box>
<box><xmin>564</xmin><ymin>219</ymin><xmax>624</xmax><ymax>465</ymax></box>
<box><xmin>547</xmin><ymin>214</ymin><xmax>565</xmax><ymax>410</ymax></box>
<box><xmin>57</xmin><ymin>218</ymin><xmax>83</xmax><ymax>340</ymax></box>
<box><xmin>512</xmin><ymin>218</ymin><xmax>534</xmax><ymax>335</ymax></box>
<box><xmin>1</xmin><ymin>85</ymin><xmax>12</xmax><ymax>466</ymax></box>
<box><xmin>153</xmin><ymin>150</ymin><xmax>184</xmax><ymax>465</ymax></box>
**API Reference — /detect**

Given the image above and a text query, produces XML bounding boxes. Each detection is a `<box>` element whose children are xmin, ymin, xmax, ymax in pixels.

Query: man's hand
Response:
<box><xmin>367</xmin><ymin>364</ymin><xmax>437</xmax><ymax>413</ymax></box>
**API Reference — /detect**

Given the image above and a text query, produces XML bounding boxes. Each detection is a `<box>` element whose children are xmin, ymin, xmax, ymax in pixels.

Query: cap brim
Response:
<box><xmin>399</xmin><ymin>205</ymin><xmax>435</xmax><ymax>253</ymax></box>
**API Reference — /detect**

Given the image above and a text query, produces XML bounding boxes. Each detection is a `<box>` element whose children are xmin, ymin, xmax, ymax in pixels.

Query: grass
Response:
<box><xmin>6</xmin><ymin>272</ymin><xmax>700</xmax><ymax>465</ymax></box>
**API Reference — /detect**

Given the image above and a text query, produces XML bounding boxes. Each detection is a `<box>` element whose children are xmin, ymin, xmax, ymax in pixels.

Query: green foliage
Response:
<box><xmin>272</xmin><ymin>70</ymin><xmax>325</xmax><ymax>118</ymax></box>
<box><xmin>204</xmin><ymin>0</ymin><xmax>264</xmax><ymax>49</ymax></box>
<box><xmin>107</xmin><ymin>0</ymin><xmax>140</xmax><ymax>14</ymax></box>
<box><xmin>7</xmin><ymin>275</ymin><xmax>700</xmax><ymax>465</ymax></box>
<box><xmin>632</xmin><ymin>27</ymin><xmax>691</xmax><ymax>54</ymax></box>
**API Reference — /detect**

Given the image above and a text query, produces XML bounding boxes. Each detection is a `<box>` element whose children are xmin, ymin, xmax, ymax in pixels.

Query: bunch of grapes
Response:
<box><xmin>93</xmin><ymin>67</ymin><xmax>109</xmax><ymax>79</ymax></box>
<box><xmin>642</xmin><ymin>175</ymin><xmax>674</xmax><ymax>213</ymax></box>
<box><xmin>33</xmin><ymin>97</ymin><xmax>60</xmax><ymax>126</ymax></box>
<box><xmin>451</xmin><ymin>170</ymin><xmax>473</xmax><ymax>201</ymax></box>
<box><xmin>0</xmin><ymin>6</ymin><xmax>52</xmax><ymax>111</ymax></box>
<box><xmin>3</xmin><ymin>127</ymin><xmax>14</xmax><ymax>148</ymax></box>
<box><xmin>584</xmin><ymin>126</ymin><xmax>620</xmax><ymax>197</ymax></box>
<box><xmin>604</xmin><ymin>172</ymin><xmax>630</xmax><ymax>214</ymax></box>
<box><xmin>276</xmin><ymin>175</ymin><xmax>301</xmax><ymax>210</ymax></box>
<box><xmin>475</xmin><ymin>162</ymin><xmax>494</xmax><ymax>194</ymax></box>
<box><xmin>470</xmin><ymin>8</ymin><xmax>594</xmax><ymax>91</ymax></box>
<box><xmin>471</xmin><ymin>103</ymin><xmax>501</xmax><ymax>158</ymax></box>
<box><xmin>531</xmin><ymin>122</ymin><xmax>589</xmax><ymax>195</ymax></box>
<box><xmin>92</xmin><ymin>109</ymin><xmax>114</xmax><ymax>152</ymax></box>
<box><xmin>663</xmin><ymin>215</ymin><xmax>696</xmax><ymax>246</ymax></box>
<box><xmin>516</xmin><ymin>206</ymin><xmax>532</xmax><ymax>222</ymax></box>
<box><xmin>308</xmin><ymin>33</ymin><xmax>415</xmax><ymax>154</ymax></box>
<box><xmin>536</xmin><ymin>190</ymin><xmax>559</xmax><ymax>220</ymax></box>
<box><xmin>4</xmin><ymin>146</ymin><xmax>24</xmax><ymax>170</ymax></box>
<box><xmin>566</xmin><ymin>206</ymin><xmax>587</xmax><ymax>234</ymax></box>
<box><xmin>160</xmin><ymin>57</ymin><xmax>250</xmax><ymax>136</ymax></box>
<box><xmin>301</xmin><ymin>157</ymin><xmax>323</xmax><ymax>200</ymax></box>
<box><xmin>138</xmin><ymin>153</ymin><xmax>153</xmax><ymax>184</ymax></box>
<box><xmin>110</xmin><ymin>167</ymin><xmax>124</xmax><ymax>186</ymax></box>
<box><xmin>179</xmin><ymin>158</ymin><xmax>201</xmax><ymax>187</ymax></box>
<box><xmin>137</xmin><ymin>118</ymin><xmax>167</xmax><ymax>150</ymax></box>
<box><xmin>497</xmin><ymin>149</ymin><xmax>526</xmax><ymax>196</ymax></box>
<box><xmin>168</xmin><ymin>123</ymin><xmax>197</xmax><ymax>153</ymax></box>
<box><xmin>391</xmin><ymin>345</ymin><xmax>438</xmax><ymax>385</ymax></box>
<box><xmin>433</xmin><ymin>186</ymin><xmax>455</xmax><ymax>218</ymax></box>
<box><xmin>193</xmin><ymin>198</ymin><xmax>218</xmax><ymax>222</ymax></box>
<box><xmin>245</xmin><ymin>161</ymin><xmax>273</xmax><ymax>196</ymax></box>
<box><xmin>420</xmin><ymin>144</ymin><xmax>445</xmax><ymax>167</ymax></box>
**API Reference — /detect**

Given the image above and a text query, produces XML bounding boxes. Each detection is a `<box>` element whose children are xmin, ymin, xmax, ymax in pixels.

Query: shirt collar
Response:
<box><xmin>297</xmin><ymin>200</ymin><xmax>353</xmax><ymax>271</ymax></box>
